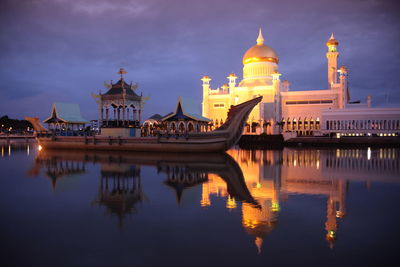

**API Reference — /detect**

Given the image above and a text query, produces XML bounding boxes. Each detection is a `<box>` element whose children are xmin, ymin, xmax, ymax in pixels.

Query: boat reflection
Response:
<box><xmin>29</xmin><ymin>149</ymin><xmax>260</xmax><ymax>227</ymax></box>
<box><xmin>28</xmin><ymin>147</ymin><xmax>400</xmax><ymax>253</ymax></box>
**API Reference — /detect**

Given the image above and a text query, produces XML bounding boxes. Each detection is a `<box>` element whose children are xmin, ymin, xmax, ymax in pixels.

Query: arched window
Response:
<box><xmin>316</xmin><ymin>118</ymin><xmax>320</xmax><ymax>130</ymax></box>
<box><xmin>304</xmin><ymin>118</ymin><xmax>308</xmax><ymax>130</ymax></box>
<box><xmin>188</xmin><ymin>122</ymin><xmax>194</xmax><ymax>132</ymax></box>
<box><xmin>178</xmin><ymin>122</ymin><xmax>185</xmax><ymax>133</ymax></box>
<box><xmin>287</xmin><ymin>118</ymin><xmax>291</xmax><ymax>131</ymax></box>
<box><xmin>170</xmin><ymin>122</ymin><xmax>176</xmax><ymax>132</ymax></box>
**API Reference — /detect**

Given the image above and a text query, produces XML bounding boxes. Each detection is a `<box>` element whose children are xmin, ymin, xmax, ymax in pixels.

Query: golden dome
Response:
<box><xmin>243</xmin><ymin>29</ymin><xmax>279</xmax><ymax>65</ymax></box>
<box><xmin>326</xmin><ymin>33</ymin><xmax>339</xmax><ymax>47</ymax></box>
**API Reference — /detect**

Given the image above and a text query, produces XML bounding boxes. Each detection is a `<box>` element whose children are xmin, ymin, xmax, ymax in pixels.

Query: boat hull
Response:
<box><xmin>37</xmin><ymin>136</ymin><xmax>228</xmax><ymax>153</ymax></box>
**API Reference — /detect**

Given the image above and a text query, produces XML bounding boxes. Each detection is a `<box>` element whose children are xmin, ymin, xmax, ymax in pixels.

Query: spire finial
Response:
<box><xmin>117</xmin><ymin>68</ymin><xmax>127</xmax><ymax>80</ymax></box>
<box><xmin>256</xmin><ymin>28</ymin><xmax>264</xmax><ymax>45</ymax></box>
<box><xmin>330</xmin><ymin>32</ymin><xmax>335</xmax><ymax>40</ymax></box>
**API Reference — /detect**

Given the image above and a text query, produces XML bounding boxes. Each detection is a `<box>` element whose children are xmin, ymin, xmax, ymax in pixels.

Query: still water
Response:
<box><xmin>1</xmin><ymin>142</ymin><xmax>400</xmax><ymax>266</ymax></box>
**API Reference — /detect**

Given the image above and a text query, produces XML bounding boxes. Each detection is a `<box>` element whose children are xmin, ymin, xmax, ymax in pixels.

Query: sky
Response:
<box><xmin>0</xmin><ymin>0</ymin><xmax>399</xmax><ymax>121</ymax></box>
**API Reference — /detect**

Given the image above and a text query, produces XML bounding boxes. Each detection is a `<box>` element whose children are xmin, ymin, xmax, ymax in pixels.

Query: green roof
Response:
<box><xmin>43</xmin><ymin>102</ymin><xmax>88</xmax><ymax>124</ymax></box>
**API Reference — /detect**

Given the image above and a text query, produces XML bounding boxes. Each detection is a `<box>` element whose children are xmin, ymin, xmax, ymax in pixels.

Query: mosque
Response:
<box><xmin>202</xmin><ymin>29</ymin><xmax>400</xmax><ymax>137</ymax></box>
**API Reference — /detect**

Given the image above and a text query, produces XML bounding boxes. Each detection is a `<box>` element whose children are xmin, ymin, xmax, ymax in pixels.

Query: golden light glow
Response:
<box><xmin>272</xmin><ymin>202</ymin><xmax>280</xmax><ymax>212</ymax></box>
<box><xmin>326</xmin><ymin>40</ymin><xmax>339</xmax><ymax>47</ymax></box>
<box><xmin>328</xmin><ymin>230</ymin><xmax>336</xmax><ymax>239</ymax></box>
<box><xmin>243</xmin><ymin>56</ymin><xmax>278</xmax><ymax>65</ymax></box>
<box><xmin>200</xmin><ymin>199</ymin><xmax>211</xmax><ymax>207</ymax></box>
<box><xmin>1</xmin><ymin>146</ymin><xmax>3</xmax><ymax>158</ymax></box>
<box><xmin>226</xmin><ymin>196</ymin><xmax>237</xmax><ymax>209</ymax></box>
<box><xmin>201</xmin><ymin>75</ymin><xmax>211</xmax><ymax>81</ymax></box>
<box><xmin>38</xmin><ymin>145</ymin><xmax>43</xmax><ymax>151</ymax></box>
<box><xmin>242</xmin><ymin>218</ymin><xmax>259</xmax><ymax>229</ymax></box>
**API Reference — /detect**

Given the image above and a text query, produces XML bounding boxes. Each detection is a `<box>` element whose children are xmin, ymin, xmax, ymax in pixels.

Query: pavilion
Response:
<box><xmin>142</xmin><ymin>114</ymin><xmax>163</xmax><ymax>136</ymax></box>
<box><xmin>162</xmin><ymin>97</ymin><xmax>211</xmax><ymax>133</ymax></box>
<box><xmin>43</xmin><ymin>102</ymin><xmax>88</xmax><ymax>134</ymax></box>
<box><xmin>97</xmin><ymin>68</ymin><xmax>145</xmax><ymax>137</ymax></box>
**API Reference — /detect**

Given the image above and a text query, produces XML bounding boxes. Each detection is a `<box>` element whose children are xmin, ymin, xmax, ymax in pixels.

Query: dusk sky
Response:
<box><xmin>1</xmin><ymin>0</ymin><xmax>399</xmax><ymax>121</ymax></box>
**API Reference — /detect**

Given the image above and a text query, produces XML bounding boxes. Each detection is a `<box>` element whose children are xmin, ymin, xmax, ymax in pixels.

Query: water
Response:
<box><xmin>1</xmin><ymin>142</ymin><xmax>400</xmax><ymax>266</ymax></box>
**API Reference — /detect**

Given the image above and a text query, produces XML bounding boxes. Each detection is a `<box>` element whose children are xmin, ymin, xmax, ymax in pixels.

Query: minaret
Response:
<box><xmin>201</xmin><ymin>75</ymin><xmax>211</xmax><ymax>117</ymax></box>
<box><xmin>325</xmin><ymin>196</ymin><xmax>337</xmax><ymax>249</ymax></box>
<box><xmin>338</xmin><ymin>66</ymin><xmax>349</xmax><ymax>108</ymax></box>
<box><xmin>227</xmin><ymin>73</ymin><xmax>237</xmax><ymax>90</ymax></box>
<box><xmin>272</xmin><ymin>72</ymin><xmax>282</xmax><ymax>134</ymax></box>
<box><xmin>326</xmin><ymin>33</ymin><xmax>339</xmax><ymax>88</ymax></box>
<box><xmin>336</xmin><ymin>180</ymin><xmax>347</xmax><ymax>219</ymax></box>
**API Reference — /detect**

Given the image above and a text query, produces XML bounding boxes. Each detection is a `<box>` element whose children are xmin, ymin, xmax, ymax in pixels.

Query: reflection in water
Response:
<box><xmin>162</xmin><ymin>163</ymin><xmax>208</xmax><ymax>203</ymax></box>
<box><xmin>29</xmin><ymin>150</ymin><xmax>259</xmax><ymax>228</ymax></box>
<box><xmin>27</xmin><ymin>146</ymin><xmax>400</xmax><ymax>254</ymax></box>
<box><xmin>204</xmin><ymin>148</ymin><xmax>399</xmax><ymax>252</ymax></box>
<box><xmin>94</xmin><ymin>162</ymin><xmax>143</xmax><ymax>229</ymax></box>
<box><xmin>1</xmin><ymin>141</ymin><xmax>36</xmax><ymax>158</ymax></box>
<box><xmin>31</xmin><ymin>155</ymin><xmax>86</xmax><ymax>189</ymax></box>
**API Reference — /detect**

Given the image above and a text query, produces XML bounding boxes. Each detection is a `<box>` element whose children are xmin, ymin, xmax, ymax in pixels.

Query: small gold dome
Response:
<box><xmin>326</xmin><ymin>33</ymin><xmax>339</xmax><ymax>47</ymax></box>
<box><xmin>243</xmin><ymin>29</ymin><xmax>279</xmax><ymax>65</ymax></box>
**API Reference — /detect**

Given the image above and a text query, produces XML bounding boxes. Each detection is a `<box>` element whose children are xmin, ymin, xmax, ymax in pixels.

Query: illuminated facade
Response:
<box><xmin>202</xmin><ymin>30</ymin><xmax>400</xmax><ymax>136</ymax></box>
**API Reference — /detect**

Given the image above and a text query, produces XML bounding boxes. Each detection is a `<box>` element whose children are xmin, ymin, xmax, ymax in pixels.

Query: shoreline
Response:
<box><xmin>238</xmin><ymin>134</ymin><xmax>400</xmax><ymax>149</ymax></box>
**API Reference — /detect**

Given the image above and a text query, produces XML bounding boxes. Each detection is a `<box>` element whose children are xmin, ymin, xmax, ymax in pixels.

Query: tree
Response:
<box><xmin>275</xmin><ymin>120</ymin><xmax>285</xmax><ymax>133</ymax></box>
<box><xmin>262</xmin><ymin>120</ymin><xmax>271</xmax><ymax>134</ymax></box>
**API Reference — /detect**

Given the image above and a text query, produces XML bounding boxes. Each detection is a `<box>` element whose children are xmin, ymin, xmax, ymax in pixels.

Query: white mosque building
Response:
<box><xmin>201</xmin><ymin>29</ymin><xmax>400</xmax><ymax>137</ymax></box>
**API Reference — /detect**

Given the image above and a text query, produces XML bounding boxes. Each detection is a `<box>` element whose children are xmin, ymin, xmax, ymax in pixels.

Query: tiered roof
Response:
<box><xmin>102</xmin><ymin>78</ymin><xmax>142</xmax><ymax>101</ymax></box>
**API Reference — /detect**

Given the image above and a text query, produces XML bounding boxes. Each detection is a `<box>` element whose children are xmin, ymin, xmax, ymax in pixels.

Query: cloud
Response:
<box><xmin>39</xmin><ymin>0</ymin><xmax>151</xmax><ymax>17</ymax></box>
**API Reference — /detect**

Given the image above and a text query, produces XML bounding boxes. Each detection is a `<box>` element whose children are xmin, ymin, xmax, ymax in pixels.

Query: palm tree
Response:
<box><xmin>251</xmin><ymin>122</ymin><xmax>260</xmax><ymax>133</ymax></box>
<box><xmin>263</xmin><ymin>120</ymin><xmax>271</xmax><ymax>134</ymax></box>
<box><xmin>275</xmin><ymin>120</ymin><xmax>285</xmax><ymax>133</ymax></box>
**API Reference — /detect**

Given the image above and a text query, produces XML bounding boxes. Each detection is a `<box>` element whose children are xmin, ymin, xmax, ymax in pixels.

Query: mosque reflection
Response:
<box><xmin>28</xmin><ymin>147</ymin><xmax>399</xmax><ymax>253</ymax></box>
